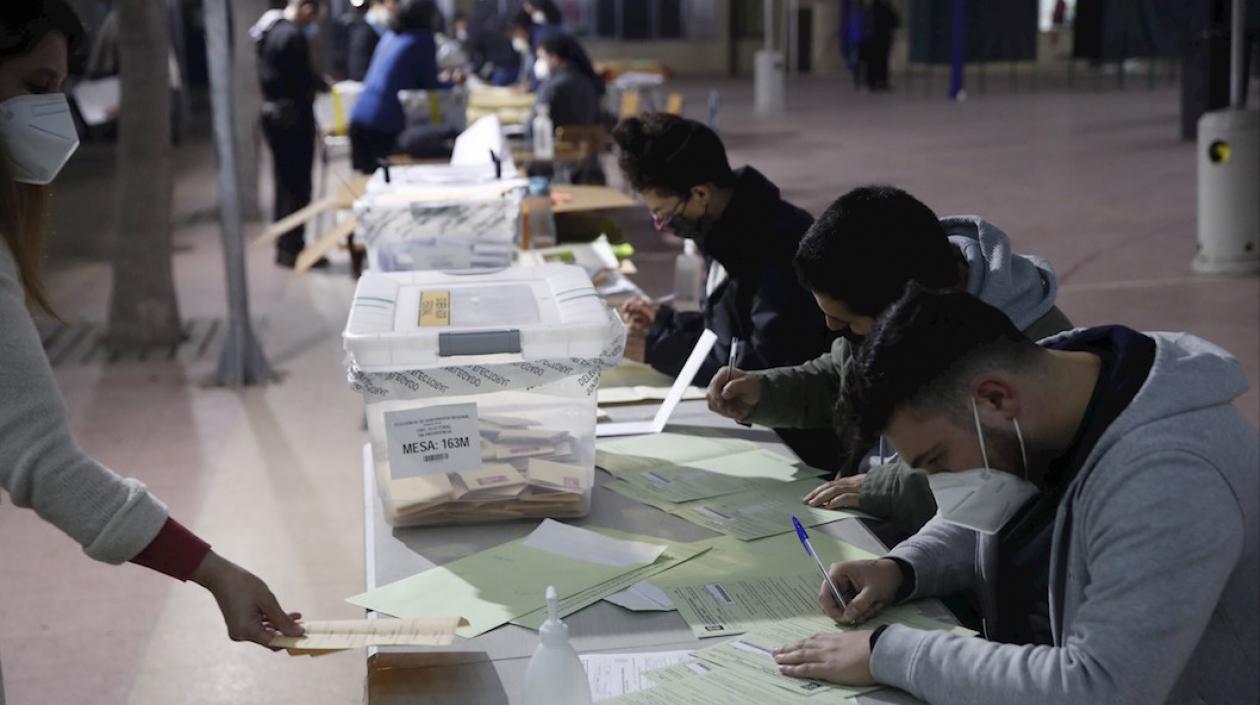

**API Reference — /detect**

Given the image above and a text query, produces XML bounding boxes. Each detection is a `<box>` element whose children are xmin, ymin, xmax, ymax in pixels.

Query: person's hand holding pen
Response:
<box><xmin>708</xmin><ymin>338</ymin><xmax>760</xmax><ymax>422</ymax></box>
<box><xmin>820</xmin><ymin>559</ymin><xmax>903</xmax><ymax>625</ymax></box>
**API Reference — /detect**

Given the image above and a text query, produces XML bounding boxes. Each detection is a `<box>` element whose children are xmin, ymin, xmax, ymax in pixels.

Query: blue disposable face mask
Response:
<box><xmin>925</xmin><ymin>399</ymin><xmax>1038</xmax><ymax>535</ymax></box>
<box><xmin>304</xmin><ymin>23</ymin><xmax>320</xmax><ymax>39</ymax></box>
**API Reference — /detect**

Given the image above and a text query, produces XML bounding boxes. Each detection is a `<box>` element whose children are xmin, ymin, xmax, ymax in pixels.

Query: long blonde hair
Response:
<box><xmin>0</xmin><ymin>0</ymin><xmax>88</xmax><ymax>315</ymax></box>
<box><xmin>0</xmin><ymin>162</ymin><xmax>54</xmax><ymax>315</ymax></box>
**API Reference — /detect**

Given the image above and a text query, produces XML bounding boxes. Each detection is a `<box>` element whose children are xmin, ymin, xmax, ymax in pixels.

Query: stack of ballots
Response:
<box><xmin>354</xmin><ymin>115</ymin><xmax>528</xmax><ymax>273</ymax></box>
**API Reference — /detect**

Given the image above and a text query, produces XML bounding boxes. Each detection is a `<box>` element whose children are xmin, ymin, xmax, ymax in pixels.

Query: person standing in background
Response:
<box><xmin>864</xmin><ymin>0</ymin><xmax>899</xmax><ymax>92</ymax></box>
<box><xmin>522</xmin><ymin>0</ymin><xmax>565</xmax><ymax>45</ymax></box>
<box><xmin>839</xmin><ymin>0</ymin><xmax>866</xmax><ymax>90</ymax></box>
<box><xmin>251</xmin><ymin>0</ymin><xmax>326</xmax><ymax>269</ymax></box>
<box><xmin>348</xmin><ymin>0</ymin><xmax>450</xmax><ymax>173</ymax></box>
<box><xmin>334</xmin><ymin>0</ymin><xmax>384</xmax><ymax>82</ymax></box>
<box><xmin>1050</xmin><ymin>0</ymin><xmax>1068</xmax><ymax>50</ymax></box>
<box><xmin>529</xmin><ymin>33</ymin><xmax>603</xmax><ymax>132</ymax></box>
<box><xmin>520</xmin><ymin>0</ymin><xmax>564</xmax><ymax>90</ymax></box>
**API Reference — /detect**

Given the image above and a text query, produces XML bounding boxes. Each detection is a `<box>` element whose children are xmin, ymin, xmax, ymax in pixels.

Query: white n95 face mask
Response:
<box><xmin>0</xmin><ymin>94</ymin><xmax>80</xmax><ymax>185</ymax></box>
<box><xmin>926</xmin><ymin>398</ymin><xmax>1038</xmax><ymax>535</ymax></box>
<box><xmin>533</xmin><ymin>60</ymin><xmax>550</xmax><ymax>81</ymax></box>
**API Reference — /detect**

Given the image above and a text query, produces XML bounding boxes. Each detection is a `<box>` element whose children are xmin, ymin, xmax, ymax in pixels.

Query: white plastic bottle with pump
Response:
<box><xmin>672</xmin><ymin>239</ymin><xmax>706</xmax><ymax>312</ymax></box>
<box><xmin>532</xmin><ymin>103</ymin><xmax>555</xmax><ymax>160</ymax></box>
<box><xmin>521</xmin><ymin>586</ymin><xmax>592</xmax><ymax>705</ymax></box>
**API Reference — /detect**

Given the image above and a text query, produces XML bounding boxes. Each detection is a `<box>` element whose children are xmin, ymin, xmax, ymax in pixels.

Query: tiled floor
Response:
<box><xmin>0</xmin><ymin>75</ymin><xmax>1256</xmax><ymax>705</ymax></box>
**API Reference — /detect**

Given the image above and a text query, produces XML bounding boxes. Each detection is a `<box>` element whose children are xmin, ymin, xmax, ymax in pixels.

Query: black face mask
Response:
<box><xmin>658</xmin><ymin>194</ymin><xmax>714</xmax><ymax>248</ymax></box>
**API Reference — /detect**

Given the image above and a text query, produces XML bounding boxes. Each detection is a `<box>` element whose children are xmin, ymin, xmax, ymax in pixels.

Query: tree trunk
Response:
<box><xmin>205</xmin><ymin>0</ymin><xmax>274</xmax><ymax>385</ymax></box>
<box><xmin>106</xmin><ymin>0</ymin><xmax>182</xmax><ymax>350</ymax></box>
<box><xmin>232</xmin><ymin>0</ymin><xmax>266</xmax><ymax>221</ymax></box>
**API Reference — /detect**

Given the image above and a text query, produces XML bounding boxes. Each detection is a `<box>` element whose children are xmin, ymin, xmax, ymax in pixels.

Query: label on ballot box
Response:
<box><xmin>385</xmin><ymin>402</ymin><xmax>481</xmax><ymax>478</ymax></box>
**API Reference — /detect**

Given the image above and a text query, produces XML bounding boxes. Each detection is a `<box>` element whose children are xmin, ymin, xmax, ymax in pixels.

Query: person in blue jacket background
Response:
<box><xmin>348</xmin><ymin>0</ymin><xmax>451</xmax><ymax>173</ymax></box>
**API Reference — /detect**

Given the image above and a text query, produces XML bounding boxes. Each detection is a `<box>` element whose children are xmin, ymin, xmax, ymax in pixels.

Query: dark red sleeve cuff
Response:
<box><xmin>130</xmin><ymin>518</ymin><xmax>212</xmax><ymax>582</ymax></box>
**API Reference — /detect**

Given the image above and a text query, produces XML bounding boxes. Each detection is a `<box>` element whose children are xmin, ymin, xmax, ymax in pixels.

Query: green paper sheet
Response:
<box><xmin>610</xmin><ymin>448</ymin><xmax>823</xmax><ymax>503</ymax></box>
<box><xmin>510</xmin><ymin>539</ymin><xmax>710</xmax><ymax>629</ymax></box>
<box><xmin>346</xmin><ymin>524</ymin><xmax>669</xmax><ymax>638</ymax></box>
<box><xmin>601</xmin><ymin>478</ymin><xmax>686</xmax><ymax>513</ymax></box>
<box><xmin>604</xmin><ymin>652</ymin><xmax>879</xmax><ymax>705</ymax></box>
<box><xmin>608</xmin><ymin>611</ymin><xmax>972</xmax><ymax>705</ymax></box>
<box><xmin>657</xmin><ymin>533</ymin><xmax>878</xmax><ymax>639</ymax></box>
<box><xmin>692</xmin><ymin>613</ymin><xmax>880</xmax><ymax>698</ymax></box>
<box><xmin>665</xmin><ymin>573</ymin><xmax>851</xmax><ymax>639</ymax></box>
<box><xmin>596</xmin><ymin>433</ymin><xmax>761</xmax><ymax>476</ymax></box>
<box><xmin>670</xmin><ymin>478</ymin><xmax>869</xmax><ymax>541</ymax></box>
<box><xmin>653</xmin><ymin>532</ymin><xmax>879</xmax><ymax>589</ymax></box>
<box><xmin>599</xmin><ymin>359</ymin><xmax>681</xmax><ymax>390</ymax></box>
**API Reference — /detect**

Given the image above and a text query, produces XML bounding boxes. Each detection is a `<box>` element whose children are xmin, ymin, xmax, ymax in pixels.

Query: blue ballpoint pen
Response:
<box><xmin>792</xmin><ymin>516</ymin><xmax>848</xmax><ymax>611</ymax></box>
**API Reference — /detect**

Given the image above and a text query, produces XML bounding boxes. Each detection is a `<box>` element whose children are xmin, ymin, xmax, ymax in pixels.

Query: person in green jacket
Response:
<box><xmin>707</xmin><ymin>186</ymin><xmax>1072</xmax><ymax>541</ymax></box>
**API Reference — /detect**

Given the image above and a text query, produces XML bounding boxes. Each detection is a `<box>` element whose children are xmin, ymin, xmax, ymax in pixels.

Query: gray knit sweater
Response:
<box><xmin>0</xmin><ymin>240</ymin><xmax>169</xmax><ymax>702</ymax></box>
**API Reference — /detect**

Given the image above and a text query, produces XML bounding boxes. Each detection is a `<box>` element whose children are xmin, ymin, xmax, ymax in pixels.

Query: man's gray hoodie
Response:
<box><xmin>873</xmin><ymin>331</ymin><xmax>1259</xmax><ymax>705</ymax></box>
<box><xmin>946</xmin><ymin>215</ymin><xmax>1059</xmax><ymax>331</ymax></box>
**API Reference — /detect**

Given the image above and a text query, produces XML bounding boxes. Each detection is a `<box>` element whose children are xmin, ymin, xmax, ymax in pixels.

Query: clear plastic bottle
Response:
<box><xmin>532</xmin><ymin>103</ymin><xmax>555</xmax><ymax>160</ymax></box>
<box><xmin>672</xmin><ymin>239</ymin><xmax>706</xmax><ymax>311</ymax></box>
<box><xmin>522</xmin><ymin>176</ymin><xmax>557</xmax><ymax>250</ymax></box>
<box><xmin>521</xmin><ymin>586</ymin><xmax>592</xmax><ymax>705</ymax></box>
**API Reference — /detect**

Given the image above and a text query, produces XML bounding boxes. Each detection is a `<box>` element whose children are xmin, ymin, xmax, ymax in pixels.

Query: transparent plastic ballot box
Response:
<box><xmin>343</xmin><ymin>264</ymin><xmax>626</xmax><ymax>527</ymax></box>
<box><xmin>353</xmin><ymin>182</ymin><xmax>527</xmax><ymax>273</ymax></box>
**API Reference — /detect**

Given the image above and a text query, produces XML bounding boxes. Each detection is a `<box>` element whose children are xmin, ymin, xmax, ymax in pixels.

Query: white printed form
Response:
<box><xmin>384</xmin><ymin>402</ymin><xmax>482</xmax><ymax>479</ymax></box>
<box><xmin>580</xmin><ymin>650</ymin><xmax>696</xmax><ymax>701</ymax></box>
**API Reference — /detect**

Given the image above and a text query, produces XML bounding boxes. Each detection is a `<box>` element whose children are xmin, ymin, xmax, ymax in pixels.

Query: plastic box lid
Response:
<box><xmin>344</xmin><ymin>264</ymin><xmax>614</xmax><ymax>371</ymax></box>
<box><xmin>365</xmin><ymin>165</ymin><xmax>524</xmax><ymax>194</ymax></box>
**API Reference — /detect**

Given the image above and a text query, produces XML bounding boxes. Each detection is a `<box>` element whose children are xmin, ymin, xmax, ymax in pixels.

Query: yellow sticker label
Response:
<box><xmin>419</xmin><ymin>291</ymin><xmax>451</xmax><ymax>326</ymax></box>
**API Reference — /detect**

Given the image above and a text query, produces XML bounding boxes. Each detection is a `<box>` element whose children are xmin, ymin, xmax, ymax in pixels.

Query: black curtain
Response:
<box><xmin>908</xmin><ymin>0</ymin><xmax>1037</xmax><ymax>65</ymax></box>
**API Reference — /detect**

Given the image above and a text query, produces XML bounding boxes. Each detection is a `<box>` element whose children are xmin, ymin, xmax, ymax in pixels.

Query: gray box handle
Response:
<box><xmin>438</xmin><ymin>330</ymin><xmax>522</xmax><ymax>357</ymax></box>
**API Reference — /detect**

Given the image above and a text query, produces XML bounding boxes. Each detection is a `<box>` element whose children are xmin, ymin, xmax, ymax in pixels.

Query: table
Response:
<box><xmin>360</xmin><ymin>398</ymin><xmax>949</xmax><ymax>704</ymax></box>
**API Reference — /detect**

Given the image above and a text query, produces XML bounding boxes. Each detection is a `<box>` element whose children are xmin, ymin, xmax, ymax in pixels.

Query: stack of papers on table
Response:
<box><xmin>345</xmin><ymin>520</ymin><xmax>708</xmax><ymax>637</ymax></box>
<box><xmin>597</xmin><ymin>433</ymin><xmax>825</xmax><ymax>505</ymax></box>
<box><xmin>604</xmin><ymin>472</ymin><xmax>866</xmax><ymax>541</ymax></box>
<box><xmin>270</xmin><ymin>616</ymin><xmax>464</xmax><ymax>656</ymax></box>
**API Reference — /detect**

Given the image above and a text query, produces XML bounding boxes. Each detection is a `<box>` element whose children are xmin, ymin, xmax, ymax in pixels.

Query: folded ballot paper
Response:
<box><xmin>346</xmin><ymin>520</ymin><xmax>708</xmax><ymax>638</ymax></box>
<box><xmin>269</xmin><ymin>616</ymin><xmax>465</xmax><ymax>656</ymax></box>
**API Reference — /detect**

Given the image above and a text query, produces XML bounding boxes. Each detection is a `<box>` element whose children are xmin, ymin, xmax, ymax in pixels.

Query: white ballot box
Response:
<box><xmin>353</xmin><ymin>181</ymin><xmax>527</xmax><ymax>273</ymax></box>
<box><xmin>343</xmin><ymin>265</ymin><xmax>626</xmax><ymax>526</ymax></box>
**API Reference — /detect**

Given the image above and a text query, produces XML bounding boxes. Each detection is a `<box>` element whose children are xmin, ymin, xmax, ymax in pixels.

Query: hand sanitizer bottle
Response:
<box><xmin>672</xmin><ymin>239</ymin><xmax>706</xmax><ymax>312</ymax></box>
<box><xmin>521</xmin><ymin>586</ymin><xmax>592</xmax><ymax>705</ymax></box>
<box><xmin>532</xmin><ymin>103</ymin><xmax>555</xmax><ymax>160</ymax></box>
